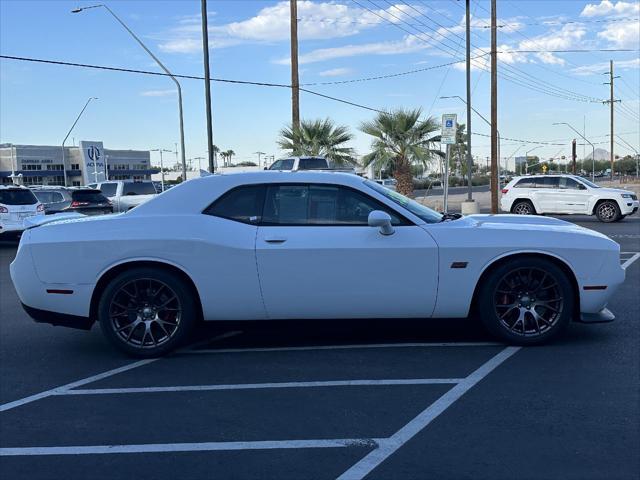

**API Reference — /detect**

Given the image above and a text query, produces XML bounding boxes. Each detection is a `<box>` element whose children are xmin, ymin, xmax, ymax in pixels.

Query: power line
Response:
<box><xmin>372</xmin><ymin>0</ymin><xmax>604</xmax><ymax>102</ymax></box>
<box><xmin>0</xmin><ymin>54</ymin><xmax>384</xmax><ymax>113</ymax></box>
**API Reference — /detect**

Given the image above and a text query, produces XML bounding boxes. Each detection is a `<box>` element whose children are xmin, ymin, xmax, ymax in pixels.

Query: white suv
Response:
<box><xmin>0</xmin><ymin>185</ymin><xmax>45</xmax><ymax>237</ymax></box>
<box><xmin>500</xmin><ymin>174</ymin><xmax>639</xmax><ymax>223</ymax></box>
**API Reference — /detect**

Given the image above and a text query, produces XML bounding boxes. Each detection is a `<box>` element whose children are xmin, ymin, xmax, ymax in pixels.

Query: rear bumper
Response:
<box><xmin>21</xmin><ymin>303</ymin><xmax>94</xmax><ymax>330</ymax></box>
<box><xmin>576</xmin><ymin>307</ymin><xmax>615</xmax><ymax>324</ymax></box>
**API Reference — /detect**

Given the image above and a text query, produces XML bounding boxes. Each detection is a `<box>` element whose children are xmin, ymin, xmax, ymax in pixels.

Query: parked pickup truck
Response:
<box><xmin>267</xmin><ymin>156</ymin><xmax>355</xmax><ymax>173</ymax></box>
<box><xmin>87</xmin><ymin>180</ymin><xmax>157</xmax><ymax>213</ymax></box>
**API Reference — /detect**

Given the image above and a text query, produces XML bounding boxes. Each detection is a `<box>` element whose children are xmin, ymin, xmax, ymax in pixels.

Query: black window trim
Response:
<box><xmin>203</xmin><ymin>182</ymin><xmax>414</xmax><ymax>227</ymax></box>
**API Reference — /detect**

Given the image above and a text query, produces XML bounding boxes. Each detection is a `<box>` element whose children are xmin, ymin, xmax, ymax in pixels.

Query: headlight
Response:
<box><xmin>621</xmin><ymin>194</ymin><xmax>632</xmax><ymax>198</ymax></box>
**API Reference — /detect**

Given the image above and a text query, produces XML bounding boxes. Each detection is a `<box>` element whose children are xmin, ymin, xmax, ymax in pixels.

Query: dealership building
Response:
<box><xmin>0</xmin><ymin>141</ymin><xmax>159</xmax><ymax>186</ymax></box>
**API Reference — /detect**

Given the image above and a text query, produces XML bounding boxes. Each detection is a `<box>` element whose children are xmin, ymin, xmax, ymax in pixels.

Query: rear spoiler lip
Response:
<box><xmin>24</xmin><ymin>212</ymin><xmax>86</xmax><ymax>229</ymax></box>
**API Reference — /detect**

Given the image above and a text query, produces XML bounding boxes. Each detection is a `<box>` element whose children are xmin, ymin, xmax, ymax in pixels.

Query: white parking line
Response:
<box><xmin>0</xmin><ymin>332</ymin><xmax>240</xmax><ymax>413</ymax></box>
<box><xmin>336</xmin><ymin>346</ymin><xmax>521</xmax><ymax>480</ymax></box>
<box><xmin>621</xmin><ymin>253</ymin><xmax>640</xmax><ymax>270</ymax></box>
<box><xmin>61</xmin><ymin>378</ymin><xmax>463</xmax><ymax>396</ymax></box>
<box><xmin>0</xmin><ymin>438</ymin><xmax>379</xmax><ymax>457</ymax></box>
<box><xmin>186</xmin><ymin>342</ymin><xmax>502</xmax><ymax>355</ymax></box>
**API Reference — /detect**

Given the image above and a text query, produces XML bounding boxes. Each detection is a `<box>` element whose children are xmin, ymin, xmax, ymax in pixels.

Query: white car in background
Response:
<box><xmin>87</xmin><ymin>180</ymin><xmax>157</xmax><ymax>213</ymax></box>
<box><xmin>501</xmin><ymin>174</ymin><xmax>639</xmax><ymax>222</ymax></box>
<box><xmin>373</xmin><ymin>178</ymin><xmax>398</xmax><ymax>191</ymax></box>
<box><xmin>0</xmin><ymin>185</ymin><xmax>44</xmax><ymax>237</ymax></box>
<box><xmin>11</xmin><ymin>171</ymin><xmax>623</xmax><ymax>356</ymax></box>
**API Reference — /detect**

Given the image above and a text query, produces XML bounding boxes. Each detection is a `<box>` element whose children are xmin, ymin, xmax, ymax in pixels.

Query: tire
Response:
<box><xmin>477</xmin><ymin>257</ymin><xmax>573</xmax><ymax>346</ymax></box>
<box><xmin>511</xmin><ymin>200</ymin><xmax>536</xmax><ymax>215</ymax></box>
<box><xmin>595</xmin><ymin>200</ymin><xmax>621</xmax><ymax>223</ymax></box>
<box><xmin>98</xmin><ymin>267</ymin><xmax>196</xmax><ymax>357</ymax></box>
<box><xmin>615</xmin><ymin>214</ymin><xmax>626</xmax><ymax>222</ymax></box>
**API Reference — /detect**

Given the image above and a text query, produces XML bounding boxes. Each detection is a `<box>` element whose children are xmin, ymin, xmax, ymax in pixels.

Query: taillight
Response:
<box><xmin>501</xmin><ymin>188</ymin><xmax>509</xmax><ymax>194</ymax></box>
<box><xmin>70</xmin><ymin>201</ymin><xmax>90</xmax><ymax>207</ymax></box>
<box><xmin>37</xmin><ymin>204</ymin><xmax>45</xmax><ymax>212</ymax></box>
<box><xmin>0</xmin><ymin>206</ymin><xmax>8</xmax><ymax>213</ymax></box>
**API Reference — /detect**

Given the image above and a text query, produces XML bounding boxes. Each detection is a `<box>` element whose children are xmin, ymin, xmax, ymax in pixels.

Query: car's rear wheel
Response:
<box><xmin>511</xmin><ymin>200</ymin><xmax>536</xmax><ymax>215</ymax></box>
<box><xmin>595</xmin><ymin>200</ymin><xmax>620</xmax><ymax>223</ymax></box>
<box><xmin>477</xmin><ymin>257</ymin><xmax>573</xmax><ymax>345</ymax></box>
<box><xmin>98</xmin><ymin>267</ymin><xmax>196</xmax><ymax>357</ymax></box>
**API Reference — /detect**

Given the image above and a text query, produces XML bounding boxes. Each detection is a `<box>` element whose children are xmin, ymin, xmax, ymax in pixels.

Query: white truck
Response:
<box><xmin>87</xmin><ymin>180</ymin><xmax>157</xmax><ymax>213</ymax></box>
<box><xmin>267</xmin><ymin>156</ymin><xmax>355</xmax><ymax>173</ymax></box>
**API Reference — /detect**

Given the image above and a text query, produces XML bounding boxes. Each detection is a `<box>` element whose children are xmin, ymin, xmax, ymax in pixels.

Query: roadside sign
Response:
<box><xmin>441</xmin><ymin>114</ymin><xmax>457</xmax><ymax>145</ymax></box>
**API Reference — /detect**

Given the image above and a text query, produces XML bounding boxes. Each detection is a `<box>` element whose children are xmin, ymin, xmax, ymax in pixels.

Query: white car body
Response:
<box><xmin>11</xmin><ymin>171</ymin><xmax>623</xmax><ymax>331</ymax></box>
<box><xmin>87</xmin><ymin>180</ymin><xmax>157</xmax><ymax>213</ymax></box>
<box><xmin>0</xmin><ymin>186</ymin><xmax>45</xmax><ymax>236</ymax></box>
<box><xmin>500</xmin><ymin>174</ymin><xmax>639</xmax><ymax>217</ymax></box>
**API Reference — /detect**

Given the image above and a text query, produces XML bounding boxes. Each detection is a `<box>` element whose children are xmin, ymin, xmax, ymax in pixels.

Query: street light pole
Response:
<box><xmin>254</xmin><ymin>151</ymin><xmax>266</xmax><ymax>168</ymax></box>
<box><xmin>524</xmin><ymin>146</ymin><xmax>542</xmax><ymax>174</ymax></box>
<box><xmin>61</xmin><ymin>96</ymin><xmax>97</xmax><ymax>187</ymax></box>
<box><xmin>151</xmin><ymin>149</ymin><xmax>172</xmax><ymax>192</ymax></box>
<box><xmin>72</xmin><ymin>4</ymin><xmax>187</xmax><ymax>182</ymax></box>
<box><xmin>553</xmin><ymin>122</ymin><xmax>596</xmax><ymax>182</ymax></box>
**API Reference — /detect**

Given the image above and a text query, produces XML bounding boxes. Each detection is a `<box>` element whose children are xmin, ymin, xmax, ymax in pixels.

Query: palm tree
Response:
<box><xmin>360</xmin><ymin>108</ymin><xmax>442</xmax><ymax>195</ymax></box>
<box><xmin>278</xmin><ymin>118</ymin><xmax>357</xmax><ymax>166</ymax></box>
<box><xmin>224</xmin><ymin>149</ymin><xmax>235</xmax><ymax>166</ymax></box>
<box><xmin>212</xmin><ymin>144</ymin><xmax>220</xmax><ymax>169</ymax></box>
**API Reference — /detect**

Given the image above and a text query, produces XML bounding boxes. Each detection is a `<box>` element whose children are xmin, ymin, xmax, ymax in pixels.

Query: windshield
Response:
<box><xmin>577</xmin><ymin>177</ymin><xmax>600</xmax><ymax>188</ymax></box>
<box><xmin>0</xmin><ymin>188</ymin><xmax>38</xmax><ymax>205</ymax></box>
<box><xmin>364</xmin><ymin>180</ymin><xmax>443</xmax><ymax>223</ymax></box>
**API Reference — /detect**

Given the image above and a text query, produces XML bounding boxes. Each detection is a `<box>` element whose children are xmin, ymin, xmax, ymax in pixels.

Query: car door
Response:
<box><xmin>255</xmin><ymin>183</ymin><xmax>439</xmax><ymax>319</ymax></box>
<box><xmin>532</xmin><ymin>176</ymin><xmax>560</xmax><ymax>212</ymax></box>
<box><xmin>554</xmin><ymin>177</ymin><xmax>589</xmax><ymax>213</ymax></box>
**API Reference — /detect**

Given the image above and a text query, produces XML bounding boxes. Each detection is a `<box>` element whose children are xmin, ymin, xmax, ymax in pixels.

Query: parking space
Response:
<box><xmin>1</xmin><ymin>215</ymin><xmax>639</xmax><ymax>479</ymax></box>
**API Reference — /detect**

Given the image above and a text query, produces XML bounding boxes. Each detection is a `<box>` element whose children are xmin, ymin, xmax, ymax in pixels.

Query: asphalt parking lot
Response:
<box><xmin>1</xmin><ymin>215</ymin><xmax>638</xmax><ymax>479</ymax></box>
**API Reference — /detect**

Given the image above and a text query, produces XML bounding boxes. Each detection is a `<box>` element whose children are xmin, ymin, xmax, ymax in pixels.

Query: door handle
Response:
<box><xmin>264</xmin><ymin>237</ymin><xmax>287</xmax><ymax>244</ymax></box>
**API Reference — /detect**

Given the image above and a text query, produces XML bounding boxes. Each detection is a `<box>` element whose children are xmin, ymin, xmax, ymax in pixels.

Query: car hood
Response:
<box><xmin>594</xmin><ymin>187</ymin><xmax>634</xmax><ymax>196</ymax></box>
<box><xmin>447</xmin><ymin>214</ymin><xmax>610</xmax><ymax>240</ymax></box>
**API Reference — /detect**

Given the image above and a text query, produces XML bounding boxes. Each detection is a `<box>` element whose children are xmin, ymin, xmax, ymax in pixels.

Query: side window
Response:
<box><xmin>514</xmin><ymin>178</ymin><xmax>535</xmax><ymax>188</ymax></box>
<box><xmin>261</xmin><ymin>184</ymin><xmax>406</xmax><ymax>226</ymax></box>
<box><xmin>204</xmin><ymin>185</ymin><xmax>266</xmax><ymax>224</ymax></box>
<box><xmin>298</xmin><ymin>158</ymin><xmax>327</xmax><ymax>170</ymax></box>
<box><xmin>268</xmin><ymin>159</ymin><xmax>294</xmax><ymax>170</ymax></box>
<box><xmin>99</xmin><ymin>183</ymin><xmax>117</xmax><ymax>197</ymax></box>
<box><xmin>535</xmin><ymin>177</ymin><xmax>558</xmax><ymax>188</ymax></box>
<box><xmin>559</xmin><ymin>177</ymin><xmax>579</xmax><ymax>189</ymax></box>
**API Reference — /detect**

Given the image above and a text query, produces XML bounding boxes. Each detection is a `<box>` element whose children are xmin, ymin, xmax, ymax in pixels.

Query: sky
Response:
<box><xmin>0</xmin><ymin>0</ymin><xmax>639</xmax><ymax>170</ymax></box>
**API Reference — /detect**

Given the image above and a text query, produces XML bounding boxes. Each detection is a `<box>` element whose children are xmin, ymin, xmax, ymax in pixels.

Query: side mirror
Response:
<box><xmin>368</xmin><ymin>210</ymin><xmax>395</xmax><ymax>236</ymax></box>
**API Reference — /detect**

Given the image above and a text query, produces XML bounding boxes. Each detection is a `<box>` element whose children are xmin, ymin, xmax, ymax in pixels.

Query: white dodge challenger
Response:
<box><xmin>10</xmin><ymin>171</ymin><xmax>624</xmax><ymax>356</ymax></box>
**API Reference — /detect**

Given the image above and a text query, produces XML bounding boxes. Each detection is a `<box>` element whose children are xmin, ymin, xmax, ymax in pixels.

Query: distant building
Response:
<box><xmin>0</xmin><ymin>141</ymin><xmax>159</xmax><ymax>186</ymax></box>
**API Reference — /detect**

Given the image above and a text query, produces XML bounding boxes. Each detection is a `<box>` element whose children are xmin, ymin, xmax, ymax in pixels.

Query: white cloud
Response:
<box><xmin>318</xmin><ymin>67</ymin><xmax>354</xmax><ymax>77</ymax></box>
<box><xmin>516</xmin><ymin>23</ymin><xmax>588</xmax><ymax>65</ymax></box>
<box><xmin>140</xmin><ymin>89</ymin><xmax>176</xmax><ymax>97</ymax></box>
<box><xmin>581</xmin><ymin>1</ymin><xmax>640</xmax><ymax>17</ymax></box>
<box><xmin>276</xmin><ymin>35</ymin><xmax>429</xmax><ymax>65</ymax></box>
<box><xmin>158</xmin><ymin>1</ymin><xmax>423</xmax><ymax>54</ymax></box>
<box><xmin>597</xmin><ymin>20</ymin><xmax>640</xmax><ymax>48</ymax></box>
<box><xmin>571</xmin><ymin>58</ymin><xmax>640</xmax><ymax>76</ymax></box>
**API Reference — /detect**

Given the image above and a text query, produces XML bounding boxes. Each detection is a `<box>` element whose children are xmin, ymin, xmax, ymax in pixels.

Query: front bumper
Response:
<box><xmin>577</xmin><ymin>307</ymin><xmax>615</xmax><ymax>324</ymax></box>
<box><xmin>21</xmin><ymin>303</ymin><xmax>94</xmax><ymax>330</ymax></box>
<box><xmin>621</xmin><ymin>199</ymin><xmax>640</xmax><ymax>215</ymax></box>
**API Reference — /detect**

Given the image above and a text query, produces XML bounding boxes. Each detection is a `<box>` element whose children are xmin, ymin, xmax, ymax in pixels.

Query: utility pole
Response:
<box><xmin>201</xmin><ymin>0</ymin><xmax>215</xmax><ymax>173</ymax></box>
<box><xmin>603</xmin><ymin>60</ymin><xmax>620</xmax><ymax>181</ymax></box>
<box><xmin>254</xmin><ymin>151</ymin><xmax>266</xmax><ymax>168</ymax></box>
<box><xmin>290</xmin><ymin>0</ymin><xmax>300</xmax><ymax>131</ymax></box>
<box><xmin>490</xmin><ymin>0</ymin><xmax>498</xmax><ymax>213</ymax></box>
<box><xmin>463</xmin><ymin>0</ymin><xmax>477</xmax><ymax>214</ymax></box>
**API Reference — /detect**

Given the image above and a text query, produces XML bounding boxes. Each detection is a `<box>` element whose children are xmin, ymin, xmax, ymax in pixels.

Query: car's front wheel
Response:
<box><xmin>98</xmin><ymin>267</ymin><xmax>196</xmax><ymax>357</ymax></box>
<box><xmin>595</xmin><ymin>200</ymin><xmax>620</xmax><ymax>223</ymax></box>
<box><xmin>477</xmin><ymin>257</ymin><xmax>573</xmax><ymax>345</ymax></box>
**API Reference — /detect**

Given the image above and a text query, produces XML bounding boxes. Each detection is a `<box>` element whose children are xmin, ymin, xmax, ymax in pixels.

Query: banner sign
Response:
<box><xmin>79</xmin><ymin>141</ymin><xmax>106</xmax><ymax>185</ymax></box>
